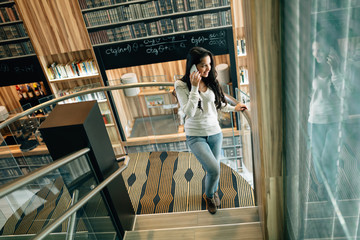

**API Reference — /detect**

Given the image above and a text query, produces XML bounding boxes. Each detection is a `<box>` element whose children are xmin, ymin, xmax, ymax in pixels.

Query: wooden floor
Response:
<box><xmin>125</xmin><ymin>207</ymin><xmax>263</xmax><ymax>240</ymax></box>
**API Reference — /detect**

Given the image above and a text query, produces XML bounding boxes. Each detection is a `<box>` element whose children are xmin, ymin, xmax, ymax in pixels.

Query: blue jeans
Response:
<box><xmin>308</xmin><ymin>122</ymin><xmax>340</xmax><ymax>193</ymax></box>
<box><xmin>186</xmin><ymin>132</ymin><xmax>223</xmax><ymax>198</ymax></box>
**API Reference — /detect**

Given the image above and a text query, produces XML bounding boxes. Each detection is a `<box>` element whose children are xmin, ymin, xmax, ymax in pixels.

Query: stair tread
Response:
<box><xmin>125</xmin><ymin>222</ymin><xmax>262</xmax><ymax>240</ymax></box>
<box><xmin>134</xmin><ymin>207</ymin><xmax>259</xmax><ymax>231</ymax></box>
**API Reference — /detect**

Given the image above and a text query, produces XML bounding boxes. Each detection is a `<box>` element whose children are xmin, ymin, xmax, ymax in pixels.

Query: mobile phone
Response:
<box><xmin>190</xmin><ymin>64</ymin><xmax>197</xmax><ymax>74</ymax></box>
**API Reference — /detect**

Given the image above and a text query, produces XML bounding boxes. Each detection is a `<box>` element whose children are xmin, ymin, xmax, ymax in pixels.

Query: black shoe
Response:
<box><xmin>205</xmin><ymin>196</ymin><xmax>217</xmax><ymax>214</ymax></box>
<box><xmin>214</xmin><ymin>191</ymin><xmax>221</xmax><ymax>207</ymax></box>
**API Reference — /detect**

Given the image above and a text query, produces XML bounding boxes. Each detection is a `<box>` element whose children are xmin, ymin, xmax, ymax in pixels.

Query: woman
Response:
<box><xmin>175</xmin><ymin>47</ymin><xmax>247</xmax><ymax>214</ymax></box>
<box><xmin>309</xmin><ymin>30</ymin><xmax>346</xmax><ymax>199</ymax></box>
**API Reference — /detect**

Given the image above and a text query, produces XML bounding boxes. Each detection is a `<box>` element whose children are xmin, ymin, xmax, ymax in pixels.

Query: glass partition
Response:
<box><xmin>283</xmin><ymin>0</ymin><xmax>360</xmax><ymax>238</ymax></box>
<box><xmin>105</xmin><ymin>80</ymin><xmax>250</xmax><ymax>179</ymax></box>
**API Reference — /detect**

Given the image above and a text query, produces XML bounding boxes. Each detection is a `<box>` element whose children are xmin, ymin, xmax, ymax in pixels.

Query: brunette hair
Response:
<box><xmin>180</xmin><ymin>47</ymin><xmax>227</xmax><ymax>110</ymax></box>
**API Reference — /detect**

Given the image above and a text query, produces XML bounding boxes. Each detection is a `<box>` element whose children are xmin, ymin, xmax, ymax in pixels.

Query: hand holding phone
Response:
<box><xmin>190</xmin><ymin>64</ymin><xmax>198</xmax><ymax>74</ymax></box>
<box><xmin>190</xmin><ymin>64</ymin><xmax>200</xmax><ymax>87</ymax></box>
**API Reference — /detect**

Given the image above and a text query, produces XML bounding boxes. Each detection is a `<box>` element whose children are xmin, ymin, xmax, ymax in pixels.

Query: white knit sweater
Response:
<box><xmin>308</xmin><ymin>73</ymin><xmax>346</xmax><ymax>124</ymax></box>
<box><xmin>175</xmin><ymin>80</ymin><xmax>235</xmax><ymax>136</ymax></box>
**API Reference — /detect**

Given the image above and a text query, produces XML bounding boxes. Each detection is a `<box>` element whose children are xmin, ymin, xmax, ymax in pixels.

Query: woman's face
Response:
<box><xmin>196</xmin><ymin>55</ymin><xmax>211</xmax><ymax>78</ymax></box>
<box><xmin>312</xmin><ymin>41</ymin><xmax>330</xmax><ymax>63</ymax></box>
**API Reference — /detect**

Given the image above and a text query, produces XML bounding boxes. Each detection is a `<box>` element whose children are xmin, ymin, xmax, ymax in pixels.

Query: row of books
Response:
<box><xmin>79</xmin><ymin>0</ymin><xmax>127</xmax><ymax>9</ymax></box>
<box><xmin>0</xmin><ymin>23</ymin><xmax>27</xmax><ymax>41</ymax></box>
<box><xmin>125</xmin><ymin>142</ymin><xmax>189</xmax><ymax>153</ymax></box>
<box><xmin>46</xmin><ymin>59</ymin><xmax>98</xmax><ymax>80</ymax></box>
<box><xmin>0</xmin><ymin>5</ymin><xmax>20</xmax><ymax>23</ymax></box>
<box><xmin>0</xmin><ymin>41</ymin><xmax>34</xmax><ymax>58</ymax></box>
<box><xmin>16</xmin><ymin>155</ymin><xmax>52</xmax><ymax>166</ymax></box>
<box><xmin>56</xmin><ymin>83</ymin><xmax>106</xmax><ymax>104</ymax></box>
<box><xmin>125</xmin><ymin>135</ymin><xmax>239</xmax><ymax>153</ymax></box>
<box><xmin>0</xmin><ymin>155</ymin><xmax>52</xmax><ymax>178</ymax></box>
<box><xmin>239</xmin><ymin>66</ymin><xmax>249</xmax><ymax>85</ymax></box>
<box><xmin>0</xmin><ymin>166</ymin><xmax>21</xmax><ymax>178</ymax></box>
<box><xmin>83</xmin><ymin>0</ymin><xmax>229</xmax><ymax>27</ymax></box>
<box><xmin>89</xmin><ymin>10</ymin><xmax>231</xmax><ymax>44</ymax></box>
<box><xmin>79</xmin><ymin>0</ymin><xmax>230</xmax><ymax>11</ymax></box>
<box><xmin>237</xmin><ymin>38</ymin><xmax>246</xmax><ymax>56</ymax></box>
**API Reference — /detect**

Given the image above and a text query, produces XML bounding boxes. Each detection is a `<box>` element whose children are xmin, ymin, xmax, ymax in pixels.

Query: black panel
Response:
<box><xmin>94</xmin><ymin>28</ymin><xmax>232</xmax><ymax>69</ymax></box>
<box><xmin>0</xmin><ymin>55</ymin><xmax>47</xmax><ymax>86</ymax></box>
<box><xmin>39</xmin><ymin>101</ymin><xmax>135</xmax><ymax>238</ymax></box>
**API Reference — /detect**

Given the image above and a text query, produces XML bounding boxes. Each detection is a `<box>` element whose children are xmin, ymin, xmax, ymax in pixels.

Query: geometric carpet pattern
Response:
<box><xmin>0</xmin><ymin>177</ymin><xmax>87</xmax><ymax>235</ymax></box>
<box><xmin>122</xmin><ymin>151</ymin><xmax>255</xmax><ymax>214</ymax></box>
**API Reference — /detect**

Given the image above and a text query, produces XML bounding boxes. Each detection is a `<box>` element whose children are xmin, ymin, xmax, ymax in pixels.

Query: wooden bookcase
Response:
<box><xmin>12</xmin><ymin>0</ymin><xmax>123</xmax><ymax>155</ymax></box>
<box><xmin>79</xmin><ymin>0</ymin><xmax>232</xmax><ymax>46</ymax></box>
<box><xmin>231</xmin><ymin>0</ymin><xmax>249</xmax><ymax>97</ymax></box>
<box><xmin>0</xmin><ymin>0</ymin><xmax>35</xmax><ymax>59</ymax></box>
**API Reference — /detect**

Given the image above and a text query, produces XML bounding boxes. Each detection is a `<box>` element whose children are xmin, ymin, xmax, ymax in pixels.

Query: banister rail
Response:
<box><xmin>33</xmin><ymin>155</ymin><xmax>130</xmax><ymax>240</ymax></box>
<box><xmin>0</xmin><ymin>82</ymin><xmax>173</xmax><ymax>130</ymax></box>
<box><xmin>0</xmin><ymin>148</ymin><xmax>90</xmax><ymax>198</ymax></box>
<box><xmin>224</xmin><ymin>93</ymin><xmax>252</xmax><ymax>128</ymax></box>
<box><xmin>0</xmin><ymin>82</ymin><xmax>252</xmax><ymax>130</ymax></box>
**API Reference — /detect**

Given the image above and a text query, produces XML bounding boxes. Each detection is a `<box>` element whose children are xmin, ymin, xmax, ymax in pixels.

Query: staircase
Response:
<box><xmin>124</xmin><ymin>206</ymin><xmax>263</xmax><ymax>240</ymax></box>
<box><xmin>304</xmin><ymin>199</ymin><xmax>360</xmax><ymax>239</ymax></box>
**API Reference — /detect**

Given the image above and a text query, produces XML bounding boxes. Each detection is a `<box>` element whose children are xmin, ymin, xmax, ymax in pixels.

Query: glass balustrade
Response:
<box><xmin>0</xmin><ymin>151</ymin><xmax>122</xmax><ymax>239</ymax></box>
<box><xmin>0</xmin><ymin>82</ymin><xmax>254</xmax><ymax>190</ymax></box>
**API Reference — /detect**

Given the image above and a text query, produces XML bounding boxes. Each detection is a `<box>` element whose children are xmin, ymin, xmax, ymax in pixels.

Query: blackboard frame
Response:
<box><xmin>0</xmin><ymin>55</ymin><xmax>48</xmax><ymax>87</ymax></box>
<box><xmin>94</xmin><ymin>27</ymin><xmax>234</xmax><ymax>70</ymax></box>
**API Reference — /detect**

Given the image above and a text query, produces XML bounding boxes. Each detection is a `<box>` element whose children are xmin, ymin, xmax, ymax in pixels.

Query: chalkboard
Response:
<box><xmin>95</xmin><ymin>28</ymin><xmax>232</xmax><ymax>70</ymax></box>
<box><xmin>0</xmin><ymin>55</ymin><xmax>47</xmax><ymax>87</ymax></box>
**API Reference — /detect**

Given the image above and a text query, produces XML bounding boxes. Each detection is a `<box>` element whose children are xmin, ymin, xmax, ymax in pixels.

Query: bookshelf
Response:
<box><xmin>13</xmin><ymin>0</ymin><xmax>124</xmax><ymax>155</ymax></box>
<box><xmin>79</xmin><ymin>0</ymin><xmax>231</xmax><ymax>46</ymax></box>
<box><xmin>231</xmin><ymin>0</ymin><xmax>249</xmax><ymax>96</ymax></box>
<box><xmin>0</xmin><ymin>0</ymin><xmax>35</xmax><ymax>59</ymax></box>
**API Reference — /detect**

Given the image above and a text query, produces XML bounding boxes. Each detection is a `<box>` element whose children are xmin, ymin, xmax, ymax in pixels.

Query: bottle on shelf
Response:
<box><xmin>33</xmin><ymin>83</ymin><xmax>40</xmax><ymax>97</ymax></box>
<box><xmin>239</xmin><ymin>66</ymin><xmax>248</xmax><ymax>84</ymax></box>
<box><xmin>20</xmin><ymin>85</ymin><xmax>28</xmax><ymax>100</ymax></box>
<box><xmin>237</xmin><ymin>38</ymin><xmax>246</xmax><ymax>56</ymax></box>
<box><xmin>26</xmin><ymin>84</ymin><xmax>35</xmax><ymax>98</ymax></box>
<box><xmin>37</xmin><ymin>82</ymin><xmax>45</xmax><ymax>96</ymax></box>
<box><xmin>15</xmin><ymin>85</ymin><xmax>23</xmax><ymax>99</ymax></box>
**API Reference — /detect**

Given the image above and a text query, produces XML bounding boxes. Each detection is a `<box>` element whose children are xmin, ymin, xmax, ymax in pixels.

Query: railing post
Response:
<box><xmin>38</xmin><ymin>100</ymin><xmax>135</xmax><ymax>239</ymax></box>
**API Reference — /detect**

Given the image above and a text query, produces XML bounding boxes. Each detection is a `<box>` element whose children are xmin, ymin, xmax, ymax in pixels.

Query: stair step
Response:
<box><xmin>304</xmin><ymin>216</ymin><xmax>360</xmax><ymax>239</ymax></box>
<box><xmin>306</xmin><ymin>199</ymin><xmax>360</xmax><ymax>219</ymax></box>
<box><xmin>134</xmin><ymin>207</ymin><xmax>259</xmax><ymax>231</ymax></box>
<box><xmin>125</xmin><ymin>222</ymin><xmax>262</xmax><ymax>240</ymax></box>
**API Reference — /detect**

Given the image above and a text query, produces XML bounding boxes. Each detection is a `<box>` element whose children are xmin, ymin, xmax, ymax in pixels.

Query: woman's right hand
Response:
<box><xmin>190</xmin><ymin>71</ymin><xmax>201</xmax><ymax>87</ymax></box>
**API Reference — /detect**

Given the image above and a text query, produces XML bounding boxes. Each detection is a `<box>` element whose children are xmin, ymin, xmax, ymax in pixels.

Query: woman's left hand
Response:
<box><xmin>327</xmin><ymin>47</ymin><xmax>341</xmax><ymax>75</ymax></box>
<box><xmin>235</xmin><ymin>103</ymin><xmax>247</xmax><ymax>111</ymax></box>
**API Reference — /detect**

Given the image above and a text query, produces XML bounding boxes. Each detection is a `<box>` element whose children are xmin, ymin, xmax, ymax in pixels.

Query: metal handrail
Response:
<box><xmin>33</xmin><ymin>155</ymin><xmax>130</xmax><ymax>240</ymax></box>
<box><xmin>0</xmin><ymin>82</ymin><xmax>174</xmax><ymax>130</ymax></box>
<box><xmin>65</xmin><ymin>189</ymin><xmax>79</xmax><ymax>240</ymax></box>
<box><xmin>0</xmin><ymin>82</ymin><xmax>252</xmax><ymax>130</ymax></box>
<box><xmin>224</xmin><ymin>93</ymin><xmax>252</xmax><ymax>128</ymax></box>
<box><xmin>0</xmin><ymin>148</ymin><xmax>90</xmax><ymax>198</ymax></box>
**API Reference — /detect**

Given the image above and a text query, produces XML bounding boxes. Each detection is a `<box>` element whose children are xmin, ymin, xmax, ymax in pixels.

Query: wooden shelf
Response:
<box><xmin>0</xmin><ymin>36</ymin><xmax>30</xmax><ymax>44</ymax></box>
<box><xmin>0</xmin><ymin>143</ymin><xmax>49</xmax><ymax>158</ymax></box>
<box><xmin>48</xmin><ymin>73</ymin><xmax>100</xmax><ymax>83</ymax></box>
<box><xmin>0</xmin><ymin>20</ymin><xmax>23</xmax><ymax>26</ymax></box>
<box><xmin>0</xmin><ymin>1</ymin><xmax>14</xmax><ymax>7</ymax></box>
<box><xmin>137</xmin><ymin>87</ymin><xmax>174</xmax><ymax>96</ymax></box>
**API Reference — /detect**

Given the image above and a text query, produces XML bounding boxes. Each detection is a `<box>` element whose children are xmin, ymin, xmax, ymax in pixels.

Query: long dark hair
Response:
<box><xmin>180</xmin><ymin>47</ymin><xmax>227</xmax><ymax>110</ymax></box>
